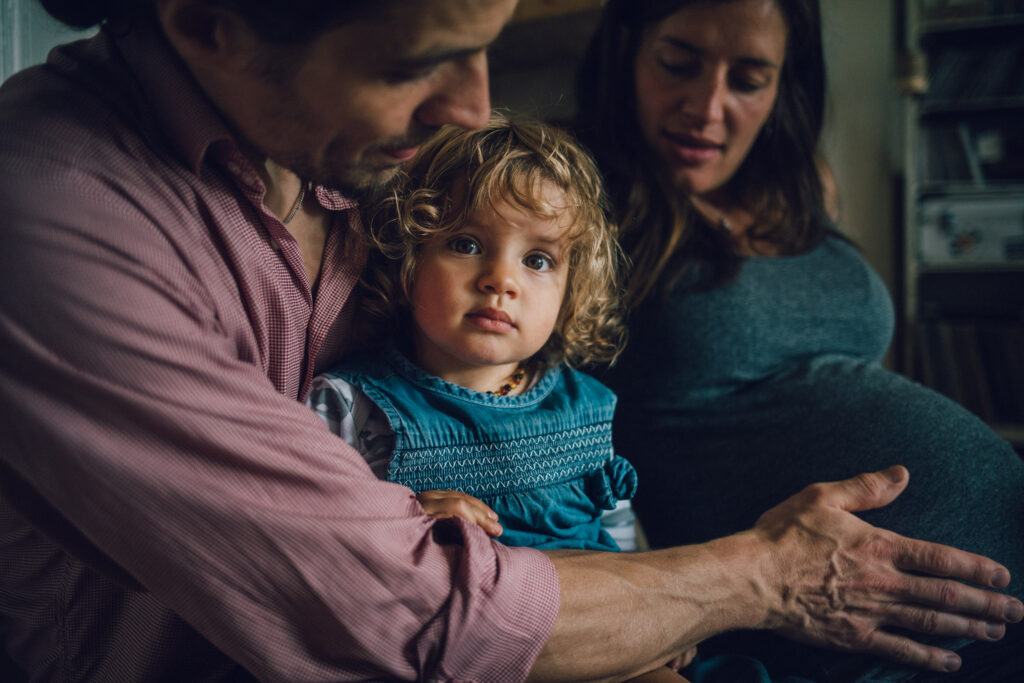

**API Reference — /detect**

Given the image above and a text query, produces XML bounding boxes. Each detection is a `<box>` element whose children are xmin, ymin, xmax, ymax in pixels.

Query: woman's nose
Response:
<box><xmin>684</xmin><ymin>70</ymin><xmax>727</xmax><ymax>123</ymax></box>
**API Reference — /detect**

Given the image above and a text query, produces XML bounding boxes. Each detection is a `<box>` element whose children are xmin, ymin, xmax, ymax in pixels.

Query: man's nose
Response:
<box><xmin>416</xmin><ymin>51</ymin><xmax>491</xmax><ymax>131</ymax></box>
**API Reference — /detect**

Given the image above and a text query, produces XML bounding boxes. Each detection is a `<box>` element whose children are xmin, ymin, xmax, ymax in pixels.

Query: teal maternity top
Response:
<box><xmin>602</xmin><ymin>233</ymin><xmax>1024</xmax><ymax>681</ymax></box>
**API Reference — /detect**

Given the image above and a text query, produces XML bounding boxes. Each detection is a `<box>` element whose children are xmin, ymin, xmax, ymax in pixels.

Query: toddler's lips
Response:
<box><xmin>467</xmin><ymin>308</ymin><xmax>515</xmax><ymax>332</ymax></box>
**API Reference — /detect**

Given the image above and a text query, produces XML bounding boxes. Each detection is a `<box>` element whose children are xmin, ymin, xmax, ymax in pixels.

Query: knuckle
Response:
<box><xmin>855</xmin><ymin>472</ymin><xmax>885</xmax><ymax>498</ymax></box>
<box><xmin>987</xmin><ymin>593</ymin><xmax>1008</xmax><ymax>620</ymax></box>
<box><xmin>802</xmin><ymin>482</ymin><xmax>828</xmax><ymax>504</ymax></box>
<box><xmin>928</xmin><ymin>549</ymin><xmax>957</xmax><ymax>578</ymax></box>
<box><xmin>936</xmin><ymin>582</ymin><xmax>960</xmax><ymax>609</ymax></box>
<box><xmin>846</xmin><ymin>624</ymin><xmax>874</xmax><ymax>649</ymax></box>
<box><xmin>919</xmin><ymin>609</ymin><xmax>941</xmax><ymax>635</ymax></box>
<box><xmin>888</xmin><ymin>639</ymin><xmax>917</xmax><ymax>665</ymax></box>
<box><xmin>863</xmin><ymin>534</ymin><xmax>894</xmax><ymax>561</ymax></box>
<box><xmin>967</xmin><ymin>619</ymin><xmax>990</xmax><ymax>640</ymax></box>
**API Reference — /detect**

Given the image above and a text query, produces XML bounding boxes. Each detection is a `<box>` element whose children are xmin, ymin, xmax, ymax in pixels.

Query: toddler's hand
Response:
<box><xmin>416</xmin><ymin>490</ymin><xmax>503</xmax><ymax>537</ymax></box>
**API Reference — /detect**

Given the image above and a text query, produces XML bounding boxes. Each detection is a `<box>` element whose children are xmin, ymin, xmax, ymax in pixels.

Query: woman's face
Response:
<box><xmin>632</xmin><ymin>0</ymin><xmax>787</xmax><ymax>202</ymax></box>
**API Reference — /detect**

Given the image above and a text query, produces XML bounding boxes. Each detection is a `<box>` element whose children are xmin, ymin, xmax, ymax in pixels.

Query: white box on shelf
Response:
<box><xmin>917</xmin><ymin>194</ymin><xmax>1024</xmax><ymax>264</ymax></box>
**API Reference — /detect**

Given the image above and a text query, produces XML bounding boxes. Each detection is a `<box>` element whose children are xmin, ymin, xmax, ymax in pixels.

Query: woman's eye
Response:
<box><xmin>730</xmin><ymin>75</ymin><xmax>766</xmax><ymax>93</ymax></box>
<box><xmin>658</xmin><ymin>58</ymin><xmax>700</xmax><ymax>78</ymax></box>
<box><xmin>523</xmin><ymin>253</ymin><xmax>554</xmax><ymax>272</ymax></box>
<box><xmin>448</xmin><ymin>236</ymin><xmax>480</xmax><ymax>255</ymax></box>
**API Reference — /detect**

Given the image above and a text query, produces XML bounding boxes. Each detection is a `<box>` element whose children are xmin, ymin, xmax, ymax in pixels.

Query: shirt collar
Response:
<box><xmin>112</xmin><ymin>21</ymin><xmax>356</xmax><ymax>212</ymax></box>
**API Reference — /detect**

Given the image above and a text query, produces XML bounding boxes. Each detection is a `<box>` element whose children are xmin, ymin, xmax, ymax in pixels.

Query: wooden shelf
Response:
<box><xmin>921</xmin><ymin>13</ymin><xmax>1024</xmax><ymax>36</ymax></box>
<box><xmin>916</xmin><ymin>182</ymin><xmax>1024</xmax><ymax>197</ymax></box>
<box><xmin>920</xmin><ymin>97</ymin><xmax>1024</xmax><ymax>118</ymax></box>
<box><xmin>994</xmin><ymin>423</ymin><xmax>1024</xmax><ymax>445</ymax></box>
<box><xmin>917</xmin><ymin>261</ymin><xmax>1024</xmax><ymax>274</ymax></box>
<box><xmin>510</xmin><ymin>0</ymin><xmax>602</xmax><ymax>24</ymax></box>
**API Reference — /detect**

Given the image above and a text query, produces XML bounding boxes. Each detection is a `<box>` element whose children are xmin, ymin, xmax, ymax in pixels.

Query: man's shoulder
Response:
<box><xmin>0</xmin><ymin>35</ymin><xmax>148</xmax><ymax>167</ymax></box>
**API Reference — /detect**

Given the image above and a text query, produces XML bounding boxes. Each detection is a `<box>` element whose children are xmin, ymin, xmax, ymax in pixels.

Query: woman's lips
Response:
<box><xmin>662</xmin><ymin>132</ymin><xmax>724</xmax><ymax>164</ymax></box>
<box><xmin>466</xmin><ymin>308</ymin><xmax>514</xmax><ymax>333</ymax></box>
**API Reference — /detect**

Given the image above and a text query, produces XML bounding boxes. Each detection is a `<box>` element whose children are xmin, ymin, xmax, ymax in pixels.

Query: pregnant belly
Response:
<box><xmin>615</xmin><ymin>356</ymin><xmax>1024</xmax><ymax>599</ymax></box>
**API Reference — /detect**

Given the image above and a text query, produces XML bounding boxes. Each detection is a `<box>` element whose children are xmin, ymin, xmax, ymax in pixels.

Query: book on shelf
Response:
<box><xmin>915</xmin><ymin>193</ymin><xmax>1024</xmax><ymax>264</ymax></box>
<box><xmin>915</xmin><ymin>318</ymin><xmax>1024</xmax><ymax>425</ymax></box>
<box><xmin>922</xmin><ymin>41</ymin><xmax>1024</xmax><ymax>110</ymax></box>
<box><xmin>913</xmin><ymin>271</ymin><xmax>1024</xmax><ymax>427</ymax></box>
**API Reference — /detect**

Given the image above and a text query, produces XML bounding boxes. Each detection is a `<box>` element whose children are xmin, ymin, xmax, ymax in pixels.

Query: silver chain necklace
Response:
<box><xmin>282</xmin><ymin>182</ymin><xmax>306</xmax><ymax>225</ymax></box>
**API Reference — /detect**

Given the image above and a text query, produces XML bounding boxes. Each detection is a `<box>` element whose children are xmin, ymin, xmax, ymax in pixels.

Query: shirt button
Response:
<box><xmin>226</xmin><ymin>161</ymin><xmax>241</xmax><ymax>176</ymax></box>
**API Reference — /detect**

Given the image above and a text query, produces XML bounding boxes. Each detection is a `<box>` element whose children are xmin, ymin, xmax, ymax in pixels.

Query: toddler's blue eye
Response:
<box><xmin>448</xmin><ymin>236</ymin><xmax>480</xmax><ymax>255</ymax></box>
<box><xmin>524</xmin><ymin>253</ymin><xmax>553</xmax><ymax>272</ymax></box>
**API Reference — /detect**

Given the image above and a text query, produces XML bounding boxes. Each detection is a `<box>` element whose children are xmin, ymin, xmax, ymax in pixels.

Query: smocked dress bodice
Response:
<box><xmin>322</xmin><ymin>347</ymin><xmax>637</xmax><ymax>551</ymax></box>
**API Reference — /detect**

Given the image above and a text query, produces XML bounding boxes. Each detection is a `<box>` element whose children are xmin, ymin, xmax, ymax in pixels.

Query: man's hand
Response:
<box><xmin>754</xmin><ymin>465</ymin><xmax>1024</xmax><ymax>673</ymax></box>
<box><xmin>417</xmin><ymin>489</ymin><xmax>503</xmax><ymax>537</ymax></box>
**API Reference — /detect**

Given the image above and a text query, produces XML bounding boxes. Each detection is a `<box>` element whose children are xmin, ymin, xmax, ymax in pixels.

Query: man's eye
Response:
<box><xmin>523</xmin><ymin>253</ymin><xmax>554</xmax><ymax>272</ymax></box>
<box><xmin>383</xmin><ymin>62</ymin><xmax>438</xmax><ymax>84</ymax></box>
<box><xmin>448</xmin><ymin>236</ymin><xmax>481</xmax><ymax>255</ymax></box>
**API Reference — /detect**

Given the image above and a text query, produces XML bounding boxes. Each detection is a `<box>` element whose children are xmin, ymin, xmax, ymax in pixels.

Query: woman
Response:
<box><xmin>576</xmin><ymin>0</ymin><xmax>1024</xmax><ymax>680</ymax></box>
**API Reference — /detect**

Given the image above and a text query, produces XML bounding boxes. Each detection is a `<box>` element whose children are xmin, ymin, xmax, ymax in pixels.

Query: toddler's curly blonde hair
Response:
<box><xmin>361</xmin><ymin>112</ymin><xmax>627</xmax><ymax>368</ymax></box>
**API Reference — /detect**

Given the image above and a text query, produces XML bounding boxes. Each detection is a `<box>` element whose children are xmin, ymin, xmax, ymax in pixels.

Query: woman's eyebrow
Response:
<box><xmin>659</xmin><ymin>36</ymin><xmax>779</xmax><ymax>69</ymax></box>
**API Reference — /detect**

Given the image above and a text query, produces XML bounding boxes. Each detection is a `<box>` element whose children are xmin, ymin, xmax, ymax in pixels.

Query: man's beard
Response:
<box><xmin>329</xmin><ymin>166</ymin><xmax>402</xmax><ymax>206</ymax></box>
<box><xmin>284</xmin><ymin>133</ymin><xmax>435</xmax><ymax>207</ymax></box>
<box><xmin>281</xmin><ymin>156</ymin><xmax>401</xmax><ymax>207</ymax></box>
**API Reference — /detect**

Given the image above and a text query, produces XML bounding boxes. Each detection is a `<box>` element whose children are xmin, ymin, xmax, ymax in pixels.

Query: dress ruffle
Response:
<box><xmin>587</xmin><ymin>455</ymin><xmax>639</xmax><ymax>510</ymax></box>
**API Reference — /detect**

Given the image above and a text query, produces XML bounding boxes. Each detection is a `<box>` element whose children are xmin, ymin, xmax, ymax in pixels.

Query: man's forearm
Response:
<box><xmin>531</xmin><ymin>533</ymin><xmax>768</xmax><ymax>682</ymax></box>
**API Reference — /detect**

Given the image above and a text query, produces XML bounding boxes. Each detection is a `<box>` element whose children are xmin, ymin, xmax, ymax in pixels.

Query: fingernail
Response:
<box><xmin>883</xmin><ymin>466</ymin><xmax>905</xmax><ymax>483</ymax></box>
<box><xmin>985</xmin><ymin>622</ymin><xmax>1004</xmax><ymax>640</ymax></box>
<box><xmin>944</xmin><ymin>655</ymin><xmax>961</xmax><ymax>672</ymax></box>
<box><xmin>1006</xmin><ymin>601</ymin><xmax>1024</xmax><ymax>622</ymax></box>
<box><xmin>991</xmin><ymin>567</ymin><xmax>1010</xmax><ymax>587</ymax></box>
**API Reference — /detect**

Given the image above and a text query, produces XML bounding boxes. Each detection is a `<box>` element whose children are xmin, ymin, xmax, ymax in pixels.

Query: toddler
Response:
<box><xmin>309</xmin><ymin>114</ymin><xmax>691</xmax><ymax>680</ymax></box>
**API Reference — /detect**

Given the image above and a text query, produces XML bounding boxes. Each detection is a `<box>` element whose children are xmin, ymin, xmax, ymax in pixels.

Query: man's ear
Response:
<box><xmin>156</xmin><ymin>0</ymin><xmax>259</xmax><ymax>73</ymax></box>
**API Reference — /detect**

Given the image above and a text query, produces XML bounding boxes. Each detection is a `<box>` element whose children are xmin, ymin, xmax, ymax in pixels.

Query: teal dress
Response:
<box><xmin>320</xmin><ymin>346</ymin><xmax>638</xmax><ymax>551</ymax></box>
<box><xmin>602</xmin><ymin>234</ymin><xmax>1024</xmax><ymax>681</ymax></box>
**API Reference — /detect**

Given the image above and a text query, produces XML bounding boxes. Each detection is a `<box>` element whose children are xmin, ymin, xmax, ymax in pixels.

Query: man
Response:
<box><xmin>1</xmin><ymin>0</ymin><xmax>1020</xmax><ymax>680</ymax></box>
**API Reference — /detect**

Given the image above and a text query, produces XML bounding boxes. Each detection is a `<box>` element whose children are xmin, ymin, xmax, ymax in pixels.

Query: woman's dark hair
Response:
<box><xmin>38</xmin><ymin>0</ymin><xmax>392</xmax><ymax>43</ymax></box>
<box><xmin>575</xmin><ymin>0</ymin><xmax>827</xmax><ymax>303</ymax></box>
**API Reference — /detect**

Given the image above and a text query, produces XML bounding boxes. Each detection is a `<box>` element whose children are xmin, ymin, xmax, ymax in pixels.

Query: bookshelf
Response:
<box><xmin>488</xmin><ymin>0</ymin><xmax>602</xmax><ymax>123</ymax></box>
<box><xmin>899</xmin><ymin>0</ymin><xmax>1024</xmax><ymax>448</ymax></box>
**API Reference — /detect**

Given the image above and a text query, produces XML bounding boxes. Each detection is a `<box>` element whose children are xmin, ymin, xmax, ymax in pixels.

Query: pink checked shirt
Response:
<box><xmin>0</xmin><ymin>20</ymin><xmax>558</xmax><ymax>683</ymax></box>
